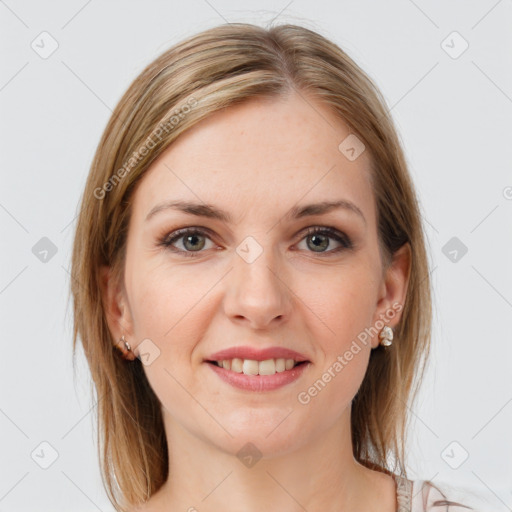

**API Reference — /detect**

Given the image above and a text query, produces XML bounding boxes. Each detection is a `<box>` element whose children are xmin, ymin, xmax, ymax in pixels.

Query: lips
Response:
<box><xmin>206</xmin><ymin>355</ymin><xmax>311</xmax><ymax>391</ymax></box>
<box><xmin>204</xmin><ymin>345</ymin><xmax>311</xmax><ymax>389</ymax></box>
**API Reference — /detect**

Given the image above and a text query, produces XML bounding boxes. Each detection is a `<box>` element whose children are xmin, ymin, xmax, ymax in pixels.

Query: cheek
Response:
<box><xmin>295</xmin><ymin>271</ymin><xmax>375</xmax><ymax>414</ymax></box>
<box><xmin>127</xmin><ymin>260</ymin><xmax>217</xmax><ymax>364</ymax></box>
<box><xmin>127</xmin><ymin>249</ymin><xmax>191</xmax><ymax>330</ymax></box>
<box><xmin>298</xmin><ymin>261</ymin><xmax>379</xmax><ymax>350</ymax></box>
<box><xmin>127</xmin><ymin>266</ymin><xmax>213</xmax><ymax>406</ymax></box>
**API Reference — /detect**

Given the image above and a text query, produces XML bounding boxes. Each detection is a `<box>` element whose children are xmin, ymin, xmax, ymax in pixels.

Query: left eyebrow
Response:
<box><xmin>145</xmin><ymin>199</ymin><xmax>366</xmax><ymax>226</ymax></box>
<box><xmin>287</xmin><ymin>200</ymin><xmax>366</xmax><ymax>226</ymax></box>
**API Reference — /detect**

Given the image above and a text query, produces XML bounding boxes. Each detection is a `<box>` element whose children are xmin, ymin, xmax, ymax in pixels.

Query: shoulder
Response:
<box><xmin>410</xmin><ymin>479</ymin><xmax>494</xmax><ymax>512</ymax></box>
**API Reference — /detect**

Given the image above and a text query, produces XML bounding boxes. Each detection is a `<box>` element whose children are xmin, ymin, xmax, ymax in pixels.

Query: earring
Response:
<box><xmin>115</xmin><ymin>335</ymin><xmax>134</xmax><ymax>360</ymax></box>
<box><xmin>379</xmin><ymin>325</ymin><xmax>394</xmax><ymax>347</ymax></box>
<box><xmin>120</xmin><ymin>335</ymin><xmax>132</xmax><ymax>352</ymax></box>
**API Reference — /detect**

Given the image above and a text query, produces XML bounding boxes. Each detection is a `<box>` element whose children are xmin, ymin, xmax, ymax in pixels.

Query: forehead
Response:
<box><xmin>131</xmin><ymin>92</ymin><xmax>375</xmax><ymax>227</ymax></box>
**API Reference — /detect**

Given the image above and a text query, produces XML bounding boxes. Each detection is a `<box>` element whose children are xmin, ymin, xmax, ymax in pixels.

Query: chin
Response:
<box><xmin>204</xmin><ymin>406</ymin><xmax>309</xmax><ymax>459</ymax></box>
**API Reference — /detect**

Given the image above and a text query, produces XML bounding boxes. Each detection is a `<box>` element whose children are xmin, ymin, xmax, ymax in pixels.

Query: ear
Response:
<box><xmin>100</xmin><ymin>265</ymin><xmax>136</xmax><ymax>360</ymax></box>
<box><xmin>371</xmin><ymin>242</ymin><xmax>411</xmax><ymax>348</ymax></box>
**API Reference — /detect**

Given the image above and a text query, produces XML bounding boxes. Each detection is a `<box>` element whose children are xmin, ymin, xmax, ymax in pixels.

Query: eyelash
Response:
<box><xmin>157</xmin><ymin>226</ymin><xmax>353</xmax><ymax>258</ymax></box>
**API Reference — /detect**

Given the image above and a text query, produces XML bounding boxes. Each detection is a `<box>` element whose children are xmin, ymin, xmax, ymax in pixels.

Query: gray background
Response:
<box><xmin>1</xmin><ymin>0</ymin><xmax>511</xmax><ymax>510</ymax></box>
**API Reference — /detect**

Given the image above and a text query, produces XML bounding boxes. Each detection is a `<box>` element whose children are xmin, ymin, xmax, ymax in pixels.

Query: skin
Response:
<box><xmin>102</xmin><ymin>90</ymin><xmax>411</xmax><ymax>511</ymax></box>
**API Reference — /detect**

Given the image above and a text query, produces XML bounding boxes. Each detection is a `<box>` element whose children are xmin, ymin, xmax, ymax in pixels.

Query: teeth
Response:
<box><xmin>215</xmin><ymin>358</ymin><xmax>301</xmax><ymax>376</ymax></box>
<box><xmin>231</xmin><ymin>358</ymin><xmax>243</xmax><ymax>373</ymax></box>
<box><xmin>242</xmin><ymin>359</ymin><xmax>259</xmax><ymax>375</ymax></box>
<box><xmin>258</xmin><ymin>359</ymin><xmax>275</xmax><ymax>376</ymax></box>
<box><xmin>275</xmin><ymin>358</ymin><xmax>286</xmax><ymax>372</ymax></box>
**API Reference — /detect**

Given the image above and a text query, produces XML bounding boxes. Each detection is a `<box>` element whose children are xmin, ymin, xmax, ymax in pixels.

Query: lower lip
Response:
<box><xmin>206</xmin><ymin>361</ymin><xmax>311</xmax><ymax>391</ymax></box>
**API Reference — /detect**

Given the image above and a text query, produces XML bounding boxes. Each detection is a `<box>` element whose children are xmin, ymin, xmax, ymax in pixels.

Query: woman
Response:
<box><xmin>70</xmin><ymin>22</ymin><xmax>482</xmax><ymax>511</ymax></box>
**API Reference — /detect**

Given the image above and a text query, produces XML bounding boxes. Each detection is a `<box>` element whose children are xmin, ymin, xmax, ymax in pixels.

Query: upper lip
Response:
<box><xmin>206</xmin><ymin>345</ymin><xmax>309</xmax><ymax>362</ymax></box>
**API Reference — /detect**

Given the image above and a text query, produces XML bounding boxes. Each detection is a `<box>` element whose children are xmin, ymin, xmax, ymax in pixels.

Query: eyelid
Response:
<box><xmin>299</xmin><ymin>226</ymin><xmax>353</xmax><ymax>250</ymax></box>
<box><xmin>158</xmin><ymin>225</ymin><xmax>353</xmax><ymax>256</ymax></box>
<box><xmin>158</xmin><ymin>226</ymin><xmax>218</xmax><ymax>256</ymax></box>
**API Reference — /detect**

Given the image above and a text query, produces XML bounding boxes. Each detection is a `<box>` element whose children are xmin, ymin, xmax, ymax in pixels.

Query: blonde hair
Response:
<box><xmin>70</xmin><ymin>22</ymin><xmax>432</xmax><ymax>511</ymax></box>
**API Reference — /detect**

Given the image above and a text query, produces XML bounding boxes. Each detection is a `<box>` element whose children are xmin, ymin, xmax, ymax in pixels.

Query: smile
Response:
<box><xmin>208</xmin><ymin>357</ymin><xmax>305</xmax><ymax>375</ymax></box>
<box><xmin>205</xmin><ymin>359</ymin><xmax>311</xmax><ymax>391</ymax></box>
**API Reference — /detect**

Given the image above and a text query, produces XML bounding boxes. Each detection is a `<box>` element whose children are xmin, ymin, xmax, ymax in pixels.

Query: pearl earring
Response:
<box><xmin>379</xmin><ymin>326</ymin><xmax>394</xmax><ymax>347</ymax></box>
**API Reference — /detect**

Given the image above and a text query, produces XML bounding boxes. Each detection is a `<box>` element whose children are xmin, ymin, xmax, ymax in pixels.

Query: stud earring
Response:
<box><xmin>379</xmin><ymin>325</ymin><xmax>394</xmax><ymax>347</ymax></box>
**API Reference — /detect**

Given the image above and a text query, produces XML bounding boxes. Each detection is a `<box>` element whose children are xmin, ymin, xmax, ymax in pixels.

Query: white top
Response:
<box><xmin>393</xmin><ymin>474</ymin><xmax>492</xmax><ymax>512</ymax></box>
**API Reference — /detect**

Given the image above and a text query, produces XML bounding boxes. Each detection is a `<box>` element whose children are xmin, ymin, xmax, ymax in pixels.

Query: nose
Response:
<box><xmin>223</xmin><ymin>243</ymin><xmax>292</xmax><ymax>330</ymax></box>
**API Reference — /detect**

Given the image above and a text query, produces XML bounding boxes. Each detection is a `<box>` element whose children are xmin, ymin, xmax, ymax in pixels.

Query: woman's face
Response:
<box><xmin>110</xmin><ymin>91</ymin><xmax>409</xmax><ymax>457</ymax></box>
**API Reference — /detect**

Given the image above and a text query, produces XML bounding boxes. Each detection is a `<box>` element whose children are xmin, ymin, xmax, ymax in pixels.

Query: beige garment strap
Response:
<box><xmin>392</xmin><ymin>473</ymin><xmax>414</xmax><ymax>512</ymax></box>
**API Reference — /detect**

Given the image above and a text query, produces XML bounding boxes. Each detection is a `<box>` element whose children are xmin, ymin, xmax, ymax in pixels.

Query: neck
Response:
<box><xmin>142</xmin><ymin>407</ymin><xmax>395</xmax><ymax>512</ymax></box>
